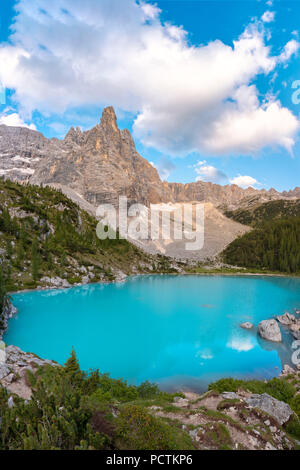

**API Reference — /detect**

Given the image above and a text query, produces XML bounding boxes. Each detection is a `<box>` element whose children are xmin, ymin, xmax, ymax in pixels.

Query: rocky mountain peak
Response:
<box><xmin>100</xmin><ymin>106</ymin><xmax>118</xmax><ymax>132</ymax></box>
<box><xmin>64</xmin><ymin>126</ymin><xmax>83</xmax><ymax>144</ymax></box>
<box><xmin>0</xmin><ymin>106</ymin><xmax>298</xmax><ymax>211</ymax></box>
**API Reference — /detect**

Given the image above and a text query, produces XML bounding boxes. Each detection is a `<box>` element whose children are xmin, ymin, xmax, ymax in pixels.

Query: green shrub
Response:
<box><xmin>286</xmin><ymin>416</ymin><xmax>300</xmax><ymax>440</ymax></box>
<box><xmin>209</xmin><ymin>377</ymin><xmax>296</xmax><ymax>404</ymax></box>
<box><xmin>137</xmin><ymin>381</ymin><xmax>161</xmax><ymax>399</ymax></box>
<box><xmin>115</xmin><ymin>405</ymin><xmax>194</xmax><ymax>450</ymax></box>
<box><xmin>291</xmin><ymin>394</ymin><xmax>300</xmax><ymax>417</ymax></box>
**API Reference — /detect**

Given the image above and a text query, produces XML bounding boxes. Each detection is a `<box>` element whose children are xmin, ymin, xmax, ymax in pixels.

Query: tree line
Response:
<box><xmin>222</xmin><ymin>218</ymin><xmax>300</xmax><ymax>273</ymax></box>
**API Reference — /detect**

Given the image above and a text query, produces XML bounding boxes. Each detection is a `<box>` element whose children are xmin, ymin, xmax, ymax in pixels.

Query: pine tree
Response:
<box><xmin>2</xmin><ymin>208</ymin><xmax>11</xmax><ymax>233</ymax></box>
<box><xmin>31</xmin><ymin>237</ymin><xmax>40</xmax><ymax>282</ymax></box>
<box><xmin>64</xmin><ymin>348</ymin><xmax>81</xmax><ymax>379</ymax></box>
<box><xmin>16</xmin><ymin>241</ymin><xmax>25</xmax><ymax>268</ymax></box>
<box><xmin>0</xmin><ymin>266</ymin><xmax>7</xmax><ymax>318</ymax></box>
<box><xmin>6</xmin><ymin>239</ymin><xmax>13</xmax><ymax>260</ymax></box>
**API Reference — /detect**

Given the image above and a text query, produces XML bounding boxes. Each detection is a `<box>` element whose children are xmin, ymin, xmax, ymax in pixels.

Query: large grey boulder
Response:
<box><xmin>245</xmin><ymin>393</ymin><xmax>293</xmax><ymax>425</ymax></box>
<box><xmin>258</xmin><ymin>319</ymin><xmax>282</xmax><ymax>342</ymax></box>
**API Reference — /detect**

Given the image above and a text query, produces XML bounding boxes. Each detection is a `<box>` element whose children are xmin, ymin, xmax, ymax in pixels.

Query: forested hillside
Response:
<box><xmin>225</xmin><ymin>200</ymin><xmax>300</xmax><ymax>227</ymax></box>
<box><xmin>0</xmin><ymin>179</ymin><xmax>179</xmax><ymax>293</ymax></box>
<box><xmin>222</xmin><ymin>218</ymin><xmax>300</xmax><ymax>273</ymax></box>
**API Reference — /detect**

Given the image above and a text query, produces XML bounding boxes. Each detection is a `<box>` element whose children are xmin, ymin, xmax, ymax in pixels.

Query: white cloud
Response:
<box><xmin>202</xmin><ymin>85</ymin><xmax>299</xmax><ymax>154</ymax></box>
<box><xmin>193</xmin><ymin>160</ymin><xmax>260</xmax><ymax>188</ymax></box>
<box><xmin>230</xmin><ymin>175</ymin><xmax>260</xmax><ymax>188</ymax></box>
<box><xmin>0</xmin><ymin>112</ymin><xmax>36</xmax><ymax>130</ymax></box>
<box><xmin>140</xmin><ymin>1</ymin><xmax>161</xmax><ymax>21</ymax></box>
<box><xmin>279</xmin><ymin>39</ymin><xmax>300</xmax><ymax>62</ymax></box>
<box><xmin>0</xmin><ymin>0</ymin><xmax>298</xmax><ymax>156</ymax></box>
<box><xmin>261</xmin><ymin>11</ymin><xmax>275</xmax><ymax>23</ymax></box>
<box><xmin>194</xmin><ymin>161</ymin><xmax>228</xmax><ymax>184</ymax></box>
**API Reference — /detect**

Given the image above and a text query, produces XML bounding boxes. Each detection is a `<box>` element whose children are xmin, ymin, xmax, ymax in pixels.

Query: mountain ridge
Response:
<box><xmin>0</xmin><ymin>107</ymin><xmax>298</xmax><ymax>213</ymax></box>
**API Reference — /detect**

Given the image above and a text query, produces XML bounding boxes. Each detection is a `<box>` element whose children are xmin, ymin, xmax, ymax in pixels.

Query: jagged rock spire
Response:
<box><xmin>100</xmin><ymin>106</ymin><xmax>118</xmax><ymax>132</ymax></box>
<box><xmin>64</xmin><ymin>126</ymin><xmax>82</xmax><ymax>143</ymax></box>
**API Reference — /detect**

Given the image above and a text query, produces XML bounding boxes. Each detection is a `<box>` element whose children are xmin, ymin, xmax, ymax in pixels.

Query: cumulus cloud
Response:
<box><xmin>202</xmin><ymin>85</ymin><xmax>299</xmax><ymax>154</ymax></box>
<box><xmin>279</xmin><ymin>39</ymin><xmax>300</xmax><ymax>62</ymax></box>
<box><xmin>261</xmin><ymin>11</ymin><xmax>275</xmax><ymax>23</ymax></box>
<box><xmin>230</xmin><ymin>175</ymin><xmax>260</xmax><ymax>188</ymax></box>
<box><xmin>192</xmin><ymin>160</ymin><xmax>261</xmax><ymax>188</ymax></box>
<box><xmin>194</xmin><ymin>161</ymin><xmax>228</xmax><ymax>184</ymax></box>
<box><xmin>0</xmin><ymin>0</ymin><xmax>298</xmax><ymax>156</ymax></box>
<box><xmin>0</xmin><ymin>112</ymin><xmax>36</xmax><ymax>130</ymax></box>
<box><xmin>140</xmin><ymin>1</ymin><xmax>161</xmax><ymax>21</ymax></box>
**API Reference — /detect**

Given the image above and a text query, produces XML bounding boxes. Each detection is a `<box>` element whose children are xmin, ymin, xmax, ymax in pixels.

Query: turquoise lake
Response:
<box><xmin>4</xmin><ymin>275</ymin><xmax>300</xmax><ymax>392</ymax></box>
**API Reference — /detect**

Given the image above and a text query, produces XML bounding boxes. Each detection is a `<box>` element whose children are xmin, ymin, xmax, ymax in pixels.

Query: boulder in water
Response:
<box><xmin>240</xmin><ymin>322</ymin><xmax>254</xmax><ymax>330</ymax></box>
<box><xmin>258</xmin><ymin>319</ymin><xmax>282</xmax><ymax>342</ymax></box>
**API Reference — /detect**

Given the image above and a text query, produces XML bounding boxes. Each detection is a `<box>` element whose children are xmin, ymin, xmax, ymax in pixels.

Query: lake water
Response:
<box><xmin>4</xmin><ymin>275</ymin><xmax>300</xmax><ymax>392</ymax></box>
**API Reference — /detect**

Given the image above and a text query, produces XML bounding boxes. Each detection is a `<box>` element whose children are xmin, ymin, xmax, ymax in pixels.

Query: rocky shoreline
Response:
<box><xmin>0</xmin><ymin>344</ymin><xmax>58</xmax><ymax>400</ymax></box>
<box><xmin>240</xmin><ymin>310</ymin><xmax>300</xmax><ymax>375</ymax></box>
<box><xmin>243</xmin><ymin>310</ymin><xmax>300</xmax><ymax>345</ymax></box>
<box><xmin>0</xmin><ymin>300</ymin><xmax>18</xmax><ymax>341</ymax></box>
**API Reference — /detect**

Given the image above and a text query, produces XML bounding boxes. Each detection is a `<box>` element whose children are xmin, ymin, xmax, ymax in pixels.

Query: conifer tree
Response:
<box><xmin>16</xmin><ymin>241</ymin><xmax>25</xmax><ymax>268</ymax></box>
<box><xmin>6</xmin><ymin>239</ymin><xmax>12</xmax><ymax>260</ymax></box>
<box><xmin>0</xmin><ymin>266</ymin><xmax>7</xmax><ymax>322</ymax></box>
<box><xmin>31</xmin><ymin>237</ymin><xmax>40</xmax><ymax>282</ymax></box>
<box><xmin>65</xmin><ymin>348</ymin><xmax>81</xmax><ymax>379</ymax></box>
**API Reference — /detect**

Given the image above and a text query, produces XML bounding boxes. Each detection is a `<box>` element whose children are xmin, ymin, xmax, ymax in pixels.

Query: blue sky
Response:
<box><xmin>0</xmin><ymin>0</ymin><xmax>300</xmax><ymax>191</ymax></box>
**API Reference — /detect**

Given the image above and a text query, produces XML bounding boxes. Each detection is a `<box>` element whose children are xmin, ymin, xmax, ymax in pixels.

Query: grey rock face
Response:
<box><xmin>258</xmin><ymin>319</ymin><xmax>282</xmax><ymax>342</ymax></box>
<box><xmin>31</xmin><ymin>106</ymin><xmax>168</xmax><ymax>208</ymax></box>
<box><xmin>4</xmin><ymin>345</ymin><xmax>57</xmax><ymax>369</ymax></box>
<box><xmin>0</xmin><ymin>364</ymin><xmax>11</xmax><ymax>380</ymax></box>
<box><xmin>0</xmin><ymin>124</ymin><xmax>49</xmax><ymax>180</ymax></box>
<box><xmin>0</xmin><ymin>341</ymin><xmax>6</xmax><ymax>364</ymax></box>
<box><xmin>0</xmin><ymin>301</ymin><xmax>18</xmax><ymax>339</ymax></box>
<box><xmin>0</xmin><ymin>344</ymin><xmax>58</xmax><ymax>400</ymax></box>
<box><xmin>245</xmin><ymin>393</ymin><xmax>293</xmax><ymax>425</ymax></box>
